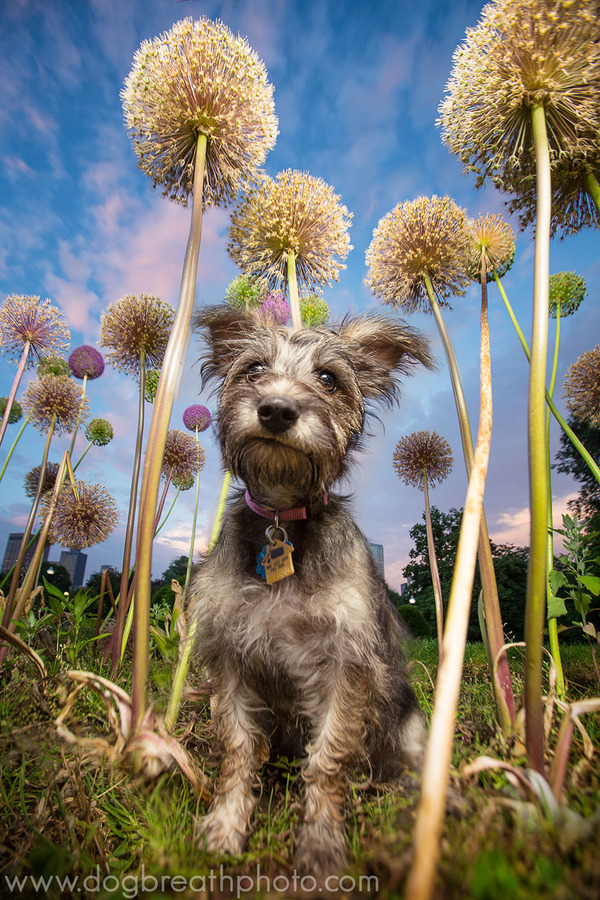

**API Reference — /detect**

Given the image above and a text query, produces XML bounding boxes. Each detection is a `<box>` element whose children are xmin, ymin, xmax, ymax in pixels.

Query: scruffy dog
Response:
<box><xmin>190</xmin><ymin>305</ymin><xmax>432</xmax><ymax>880</ymax></box>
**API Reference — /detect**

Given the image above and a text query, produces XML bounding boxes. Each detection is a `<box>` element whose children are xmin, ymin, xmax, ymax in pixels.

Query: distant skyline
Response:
<box><xmin>1</xmin><ymin>0</ymin><xmax>598</xmax><ymax>589</ymax></box>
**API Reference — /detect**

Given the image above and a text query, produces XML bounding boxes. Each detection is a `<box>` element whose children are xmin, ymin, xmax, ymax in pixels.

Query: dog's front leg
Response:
<box><xmin>197</xmin><ymin>678</ymin><xmax>268</xmax><ymax>856</ymax></box>
<box><xmin>295</xmin><ymin>669</ymin><xmax>368</xmax><ymax>881</ymax></box>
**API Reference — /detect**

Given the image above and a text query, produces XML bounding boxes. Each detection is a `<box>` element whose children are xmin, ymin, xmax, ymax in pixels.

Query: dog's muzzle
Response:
<box><xmin>257</xmin><ymin>395</ymin><xmax>300</xmax><ymax>435</ymax></box>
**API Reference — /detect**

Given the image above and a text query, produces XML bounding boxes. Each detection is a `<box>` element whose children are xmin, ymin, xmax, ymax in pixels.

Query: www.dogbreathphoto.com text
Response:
<box><xmin>3</xmin><ymin>864</ymin><xmax>380</xmax><ymax>897</ymax></box>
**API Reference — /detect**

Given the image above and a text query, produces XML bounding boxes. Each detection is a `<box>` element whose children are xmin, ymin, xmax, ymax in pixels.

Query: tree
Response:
<box><xmin>41</xmin><ymin>561</ymin><xmax>71</xmax><ymax>594</ymax></box>
<box><xmin>85</xmin><ymin>569</ymin><xmax>121</xmax><ymax>599</ymax></box>
<box><xmin>403</xmin><ymin>507</ymin><xmax>529</xmax><ymax>642</ymax></box>
<box><xmin>160</xmin><ymin>555</ymin><xmax>189</xmax><ymax>586</ymax></box>
<box><xmin>554</xmin><ymin>417</ymin><xmax>600</xmax><ymax>520</ymax></box>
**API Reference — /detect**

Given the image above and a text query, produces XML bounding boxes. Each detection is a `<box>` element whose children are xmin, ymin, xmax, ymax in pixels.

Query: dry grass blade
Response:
<box><xmin>0</xmin><ymin>623</ymin><xmax>47</xmax><ymax>677</ymax></box>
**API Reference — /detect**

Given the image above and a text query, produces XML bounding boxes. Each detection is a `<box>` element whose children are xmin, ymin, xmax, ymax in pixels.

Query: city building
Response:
<box><xmin>368</xmin><ymin>541</ymin><xmax>385</xmax><ymax>580</ymax></box>
<box><xmin>1</xmin><ymin>532</ymin><xmax>50</xmax><ymax>575</ymax></box>
<box><xmin>59</xmin><ymin>549</ymin><xmax>87</xmax><ymax>588</ymax></box>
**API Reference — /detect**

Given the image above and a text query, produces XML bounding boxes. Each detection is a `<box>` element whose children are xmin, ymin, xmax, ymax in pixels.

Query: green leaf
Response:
<box><xmin>548</xmin><ymin>570</ymin><xmax>568</xmax><ymax>593</ymax></box>
<box><xmin>578</xmin><ymin>575</ymin><xmax>600</xmax><ymax>596</ymax></box>
<box><xmin>547</xmin><ymin>594</ymin><xmax>568</xmax><ymax>619</ymax></box>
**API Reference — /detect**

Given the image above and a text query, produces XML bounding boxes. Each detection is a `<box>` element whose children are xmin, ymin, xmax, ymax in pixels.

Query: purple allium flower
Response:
<box><xmin>258</xmin><ymin>291</ymin><xmax>290</xmax><ymax>325</ymax></box>
<box><xmin>68</xmin><ymin>345</ymin><xmax>105</xmax><ymax>380</ymax></box>
<box><xmin>183</xmin><ymin>404</ymin><xmax>212</xmax><ymax>432</ymax></box>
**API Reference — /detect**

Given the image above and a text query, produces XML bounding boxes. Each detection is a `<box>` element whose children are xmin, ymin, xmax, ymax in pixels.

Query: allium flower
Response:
<box><xmin>438</xmin><ymin>0</ymin><xmax>600</xmax><ymax>194</ymax></box>
<box><xmin>0</xmin><ymin>397</ymin><xmax>22</xmax><ymax>424</ymax></box>
<box><xmin>393</xmin><ymin>431</ymin><xmax>453</xmax><ymax>491</ymax></box>
<box><xmin>225</xmin><ymin>275</ymin><xmax>264</xmax><ymax>312</ymax></box>
<box><xmin>563</xmin><ymin>346</ymin><xmax>600</xmax><ymax>427</ymax></box>
<box><xmin>37</xmin><ymin>355</ymin><xmax>70</xmax><ymax>377</ymax></box>
<box><xmin>68</xmin><ymin>345</ymin><xmax>105</xmax><ymax>380</ymax></box>
<box><xmin>40</xmin><ymin>481</ymin><xmax>119</xmax><ymax>549</ymax></box>
<box><xmin>299</xmin><ymin>294</ymin><xmax>329</xmax><ymax>328</ymax></box>
<box><xmin>466</xmin><ymin>214</ymin><xmax>516</xmax><ymax>281</ymax></box>
<box><xmin>228</xmin><ymin>170</ymin><xmax>353</xmax><ymax>291</ymax></box>
<box><xmin>122</xmin><ymin>16</ymin><xmax>278</xmax><ymax>207</ymax></box>
<box><xmin>22</xmin><ymin>375</ymin><xmax>88</xmax><ymax>435</ymax></box>
<box><xmin>548</xmin><ymin>272</ymin><xmax>586</xmax><ymax>318</ymax></box>
<box><xmin>508</xmin><ymin>152</ymin><xmax>600</xmax><ymax>237</ymax></box>
<box><xmin>100</xmin><ymin>294</ymin><xmax>175</xmax><ymax>377</ymax></box>
<box><xmin>257</xmin><ymin>290</ymin><xmax>290</xmax><ymax>325</ymax></box>
<box><xmin>171</xmin><ymin>472</ymin><xmax>195</xmax><ymax>492</ymax></box>
<box><xmin>144</xmin><ymin>369</ymin><xmax>162</xmax><ymax>403</ymax></box>
<box><xmin>161</xmin><ymin>429</ymin><xmax>205</xmax><ymax>483</ymax></box>
<box><xmin>365</xmin><ymin>196</ymin><xmax>471</xmax><ymax>312</ymax></box>
<box><xmin>85</xmin><ymin>418</ymin><xmax>114</xmax><ymax>446</ymax></box>
<box><xmin>183</xmin><ymin>405</ymin><xmax>212</xmax><ymax>432</ymax></box>
<box><xmin>24</xmin><ymin>462</ymin><xmax>60</xmax><ymax>499</ymax></box>
<box><xmin>0</xmin><ymin>295</ymin><xmax>70</xmax><ymax>365</ymax></box>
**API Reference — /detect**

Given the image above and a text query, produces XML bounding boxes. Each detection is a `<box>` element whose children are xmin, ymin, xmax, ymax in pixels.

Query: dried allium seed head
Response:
<box><xmin>183</xmin><ymin>404</ymin><xmax>212</xmax><ymax>432</ymax></box>
<box><xmin>40</xmin><ymin>481</ymin><xmax>119</xmax><ymax>549</ymax></box>
<box><xmin>299</xmin><ymin>294</ymin><xmax>329</xmax><ymax>328</ymax></box>
<box><xmin>0</xmin><ymin>295</ymin><xmax>70</xmax><ymax>366</ymax></box>
<box><xmin>0</xmin><ymin>397</ymin><xmax>22</xmax><ymax>424</ymax></box>
<box><xmin>161</xmin><ymin>428</ymin><xmax>205</xmax><ymax>483</ymax></box>
<box><xmin>438</xmin><ymin>0</ymin><xmax>600</xmax><ymax>195</ymax></box>
<box><xmin>24</xmin><ymin>462</ymin><xmax>60</xmax><ymax>499</ymax></box>
<box><xmin>508</xmin><ymin>151</ymin><xmax>600</xmax><ymax>237</ymax></box>
<box><xmin>99</xmin><ymin>294</ymin><xmax>175</xmax><ymax>377</ymax></box>
<box><xmin>85</xmin><ymin>418</ymin><xmax>114</xmax><ymax>446</ymax></box>
<box><xmin>22</xmin><ymin>375</ymin><xmax>89</xmax><ymax>435</ymax></box>
<box><xmin>393</xmin><ymin>431</ymin><xmax>453</xmax><ymax>491</ymax></box>
<box><xmin>228</xmin><ymin>170</ymin><xmax>353</xmax><ymax>292</ymax></box>
<box><xmin>548</xmin><ymin>271</ymin><xmax>586</xmax><ymax>318</ymax></box>
<box><xmin>257</xmin><ymin>291</ymin><xmax>290</xmax><ymax>325</ymax></box>
<box><xmin>563</xmin><ymin>345</ymin><xmax>600</xmax><ymax>427</ymax></box>
<box><xmin>466</xmin><ymin>214</ymin><xmax>516</xmax><ymax>281</ymax></box>
<box><xmin>68</xmin><ymin>345</ymin><xmax>105</xmax><ymax>380</ymax></box>
<box><xmin>365</xmin><ymin>195</ymin><xmax>471</xmax><ymax>312</ymax></box>
<box><xmin>122</xmin><ymin>16</ymin><xmax>278</xmax><ymax>207</ymax></box>
<box><xmin>37</xmin><ymin>355</ymin><xmax>70</xmax><ymax>378</ymax></box>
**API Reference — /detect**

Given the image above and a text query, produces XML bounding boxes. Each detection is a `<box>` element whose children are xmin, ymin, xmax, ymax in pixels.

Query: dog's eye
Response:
<box><xmin>317</xmin><ymin>370</ymin><xmax>337</xmax><ymax>393</ymax></box>
<box><xmin>246</xmin><ymin>362</ymin><xmax>267</xmax><ymax>383</ymax></box>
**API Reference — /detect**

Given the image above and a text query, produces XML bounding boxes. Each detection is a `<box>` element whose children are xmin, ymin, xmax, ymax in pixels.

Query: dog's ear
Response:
<box><xmin>336</xmin><ymin>315</ymin><xmax>434</xmax><ymax>400</ymax></box>
<box><xmin>194</xmin><ymin>305</ymin><xmax>259</xmax><ymax>379</ymax></box>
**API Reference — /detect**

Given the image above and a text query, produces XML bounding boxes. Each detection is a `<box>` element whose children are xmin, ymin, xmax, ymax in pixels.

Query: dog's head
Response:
<box><xmin>195</xmin><ymin>306</ymin><xmax>433</xmax><ymax>507</ymax></box>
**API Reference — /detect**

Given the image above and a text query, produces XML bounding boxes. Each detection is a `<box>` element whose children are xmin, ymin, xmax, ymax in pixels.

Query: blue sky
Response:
<box><xmin>1</xmin><ymin>0</ymin><xmax>598</xmax><ymax>588</ymax></box>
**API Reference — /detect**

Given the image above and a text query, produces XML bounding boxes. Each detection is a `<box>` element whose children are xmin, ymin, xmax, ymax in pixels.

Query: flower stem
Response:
<box><xmin>407</xmin><ymin>255</ymin><xmax>494</xmax><ymax>900</ymax></box>
<box><xmin>0</xmin><ymin>414</ymin><xmax>29</xmax><ymax>486</ymax></box>
<box><xmin>207</xmin><ymin>469</ymin><xmax>231</xmax><ymax>553</ymax></box>
<box><xmin>0</xmin><ymin>341</ymin><xmax>30</xmax><ymax>449</ymax></box>
<box><xmin>68</xmin><ymin>374</ymin><xmax>88</xmax><ymax>459</ymax></box>
<box><xmin>524</xmin><ymin>101</ymin><xmax>552</xmax><ymax>776</ymax></box>
<box><xmin>154</xmin><ymin>485</ymin><xmax>181</xmax><ymax>537</ymax></box>
<box><xmin>423</xmin><ymin>473</ymin><xmax>444</xmax><ymax>661</ymax></box>
<box><xmin>184</xmin><ymin>427</ymin><xmax>202</xmax><ymax>591</ymax></box>
<box><xmin>425</xmin><ymin>274</ymin><xmax>514</xmax><ymax>733</ymax></box>
<box><xmin>584</xmin><ymin>171</ymin><xmax>600</xmax><ymax>214</ymax></box>
<box><xmin>131</xmin><ymin>132</ymin><xmax>207</xmax><ymax>733</ymax></box>
<box><xmin>287</xmin><ymin>251</ymin><xmax>302</xmax><ymax>330</ymax></box>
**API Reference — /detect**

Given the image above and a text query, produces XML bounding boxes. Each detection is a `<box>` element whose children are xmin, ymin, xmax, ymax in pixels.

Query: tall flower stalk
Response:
<box><xmin>122</xmin><ymin>16</ymin><xmax>277</xmax><ymax>730</ymax></box>
<box><xmin>393</xmin><ymin>431</ymin><xmax>453</xmax><ymax>659</ymax></box>
<box><xmin>67</xmin><ymin>345</ymin><xmax>105</xmax><ymax>458</ymax></box>
<box><xmin>100</xmin><ymin>294</ymin><xmax>174</xmax><ymax>670</ymax></box>
<box><xmin>366</xmin><ymin>194</ymin><xmax>515</xmax><ymax>734</ymax></box>
<box><xmin>0</xmin><ymin>401</ymin><xmax>28</xmax><ymax>487</ymax></box>
<box><xmin>0</xmin><ymin>295</ymin><xmax>69</xmax><ymax>448</ymax></box>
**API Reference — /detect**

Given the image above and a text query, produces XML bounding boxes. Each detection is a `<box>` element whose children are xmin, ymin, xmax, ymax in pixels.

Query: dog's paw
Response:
<box><xmin>196</xmin><ymin>810</ymin><xmax>247</xmax><ymax>855</ymax></box>
<box><xmin>294</xmin><ymin>823</ymin><xmax>348</xmax><ymax>883</ymax></box>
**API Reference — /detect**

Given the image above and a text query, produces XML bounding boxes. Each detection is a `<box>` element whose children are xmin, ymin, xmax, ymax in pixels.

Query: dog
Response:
<box><xmin>189</xmin><ymin>305</ymin><xmax>433</xmax><ymax>880</ymax></box>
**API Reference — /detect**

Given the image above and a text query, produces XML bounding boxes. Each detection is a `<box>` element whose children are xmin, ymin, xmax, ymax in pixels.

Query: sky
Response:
<box><xmin>0</xmin><ymin>0</ymin><xmax>598</xmax><ymax>589</ymax></box>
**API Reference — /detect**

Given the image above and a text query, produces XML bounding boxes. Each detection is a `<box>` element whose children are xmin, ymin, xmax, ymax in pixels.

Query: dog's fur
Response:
<box><xmin>189</xmin><ymin>305</ymin><xmax>433</xmax><ymax>879</ymax></box>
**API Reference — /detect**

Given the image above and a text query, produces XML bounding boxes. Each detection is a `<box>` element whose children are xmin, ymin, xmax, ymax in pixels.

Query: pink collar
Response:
<box><xmin>245</xmin><ymin>489</ymin><xmax>328</xmax><ymax>522</ymax></box>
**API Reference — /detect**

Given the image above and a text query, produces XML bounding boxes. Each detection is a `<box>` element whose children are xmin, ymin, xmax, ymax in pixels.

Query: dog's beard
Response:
<box><xmin>225</xmin><ymin>436</ymin><xmax>335</xmax><ymax>507</ymax></box>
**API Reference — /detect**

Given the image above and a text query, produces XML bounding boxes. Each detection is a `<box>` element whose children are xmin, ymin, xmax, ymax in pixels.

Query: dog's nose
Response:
<box><xmin>257</xmin><ymin>395</ymin><xmax>300</xmax><ymax>434</ymax></box>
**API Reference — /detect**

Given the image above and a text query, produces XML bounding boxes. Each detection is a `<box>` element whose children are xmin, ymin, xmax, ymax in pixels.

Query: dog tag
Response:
<box><xmin>256</xmin><ymin>539</ymin><xmax>295</xmax><ymax>584</ymax></box>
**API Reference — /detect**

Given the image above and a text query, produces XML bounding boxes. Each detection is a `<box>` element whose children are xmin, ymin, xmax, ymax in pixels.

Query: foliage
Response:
<box><xmin>160</xmin><ymin>555</ymin><xmax>189</xmax><ymax>586</ymax></box>
<box><xmin>554</xmin><ymin>417</ymin><xmax>600</xmax><ymax>520</ymax></box>
<box><xmin>85</xmin><ymin>569</ymin><xmax>121</xmax><ymax>599</ymax></box>
<box><xmin>403</xmin><ymin>507</ymin><xmax>529</xmax><ymax>641</ymax></box>
<box><xmin>40</xmin><ymin>562</ymin><xmax>71</xmax><ymax>594</ymax></box>
<box><xmin>397</xmin><ymin>603</ymin><xmax>430</xmax><ymax>638</ymax></box>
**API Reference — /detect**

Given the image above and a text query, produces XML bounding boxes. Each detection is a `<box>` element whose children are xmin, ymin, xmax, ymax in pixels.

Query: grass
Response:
<box><xmin>0</xmin><ymin>636</ymin><xmax>599</xmax><ymax>898</ymax></box>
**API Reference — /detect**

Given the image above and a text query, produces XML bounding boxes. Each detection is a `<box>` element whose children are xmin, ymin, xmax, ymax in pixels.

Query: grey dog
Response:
<box><xmin>189</xmin><ymin>305</ymin><xmax>433</xmax><ymax>879</ymax></box>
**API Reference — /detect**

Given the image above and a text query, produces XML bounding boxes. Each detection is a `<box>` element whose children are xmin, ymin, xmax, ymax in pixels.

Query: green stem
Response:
<box><xmin>208</xmin><ymin>469</ymin><xmax>231</xmax><ymax>553</ymax></box>
<box><xmin>0</xmin><ymin>341</ymin><xmax>30</xmax><ymax>450</ymax></box>
<box><xmin>68</xmin><ymin>374</ymin><xmax>88</xmax><ymax>459</ymax></box>
<box><xmin>154</xmin><ymin>485</ymin><xmax>181</xmax><ymax>537</ymax></box>
<box><xmin>495</xmin><ymin>270</ymin><xmax>600</xmax><ymax>487</ymax></box>
<box><xmin>425</xmin><ymin>274</ymin><xmax>514</xmax><ymax>733</ymax></box>
<box><xmin>72</xmin><ymin>441</ymin><xmax>93</xmax><ymax>473</ymax></box>
<box><xmin>423</xmin><ymin>473</ymin><xmax>444</xmax><ymax>661</ymax></box>
<box><xmin>0</xmin><ymin>414</ymin><xmax>30</xmax><ymax>486</ymax></box>
<box><xmin>524</xmin><ymin>101</ymin><xmax>552</xmax><ymax>776</ymax></box>
<box><xmin>131</xmin><ymin>132</ymin><xmax>207</xmax><ymax>733</ymax></box>
<box><xmin>287</xmin><ymin>251</ymin><xmax>302</xmax><ymax>330</ymax></box>
<box><xmin>583</xmin><ymin>171</ymin><xmax>600</xmax><ymax>213</ymax></box>
<box><xmin>184</xmin><ymin>427</ymin><xmax>202</xmax><ymax>591</ymax></box>
<box><xmin>110</xmin><ymin>353</ymin><xmax>146</xmax><ymax>672</ymax></box>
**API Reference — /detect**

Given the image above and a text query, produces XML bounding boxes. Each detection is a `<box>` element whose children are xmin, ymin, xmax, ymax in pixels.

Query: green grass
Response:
<box><xmin>0</xmin><ymin>636</ymin><xmax>599</xmax><ymax>898</ymax></box>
